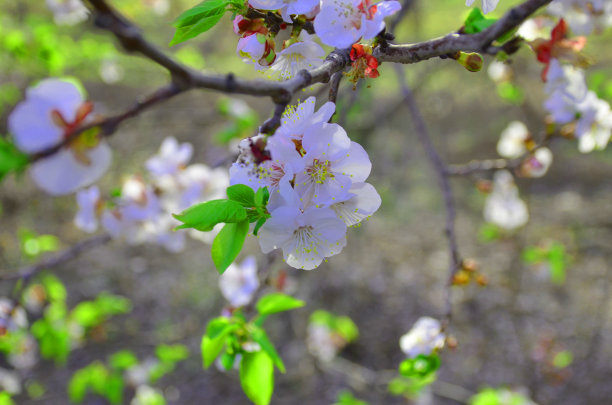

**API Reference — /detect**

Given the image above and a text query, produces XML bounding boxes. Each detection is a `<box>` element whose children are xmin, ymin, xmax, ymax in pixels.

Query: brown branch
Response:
<box><xmin>375</xmin><ymin>0</ymin><xmax>552</xmax><ymax>63</ymax></box>
<box><xmin>395</xmin><ymin>65</ymin><xmax>461</xmax><ymax>325</ymax></box>
<box><xmin>1</xmin><ymin>233</ymin><xmax>112</xmax><ymax>282</ymax></box>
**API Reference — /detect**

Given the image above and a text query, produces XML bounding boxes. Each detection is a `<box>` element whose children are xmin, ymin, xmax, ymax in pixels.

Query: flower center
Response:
<box><xmin>308</xmin><ymin>159</ymin><xmax>333</xmax><ymax>184</ymax></box>
<box><xmin>50</xmin><ymin>101</ymin><xmax>100</xmax><ymax>165</ymax></box>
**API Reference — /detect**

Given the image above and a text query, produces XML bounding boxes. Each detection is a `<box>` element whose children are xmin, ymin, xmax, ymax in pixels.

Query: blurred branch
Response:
<box><xmin>395</xmin><ymin>65</ymin><xmax>461</xmax><ymax>325</ymax></box>
<box><xmin>0</xmin><ymin>233</ymin><xmax>111</xmax><ymax>282</ymax></box>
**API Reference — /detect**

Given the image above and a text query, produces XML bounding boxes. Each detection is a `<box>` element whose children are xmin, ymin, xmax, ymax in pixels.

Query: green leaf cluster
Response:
<box><xmin>399</xmin><ymin>354</ymin><xmax>441</xmax><ymax>379</ymax></box>
<box><xmin>68</xmin><ymin>362</ymin><xmax>124</xmax><ymax>404</ymax></box>
<box><xmin>0</xmin><ymin>392</ymin><xmax>14</xmax><ymax>405</ymax></box>
<box><xmin>309</xmin><ymin>310</ymin><xmax>359</xmax><ymax>343</ymax></box>
<box><xmin>19</xmin><ymin>229</ymin><xmax>60</xmax><ymax>260</ymax></box>
<box><xmin>388</xmin><ymin>373</ymin><xmax>438</xmax><ymax>399</ymax></box>
<box><xmin>201</xmin><ymin>293</ymin><xmax>304</xmax><ymax>405</ymax></box>
<box><xmin>170</xmin><ymin>0</ymin><xmax>246</xmax><ymax>46</ymax></box>
<box><xmin>333</xmin><ymin>390</ymin><xmax>369</xmax><ymax>405</ymax></box>
<box><xmin>522</xmin><ymin>241</ymin><xmax>568</xmax><ymax>285</ymax></box>
<box><xmin>463</xmin><ymin>8</ymin><xmax>516</xmax><ymax>42</ymax></box>
<box><xmin>174</xmin><ymin>185</ymin><xmax>270</xmax><ymax>274</ymax></box>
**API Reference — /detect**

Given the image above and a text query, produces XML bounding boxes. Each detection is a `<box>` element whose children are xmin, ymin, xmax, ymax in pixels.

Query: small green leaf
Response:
<box><xmin>156</xmin><ymin>344</ymin><xmax>189</xmax><ymax>364</ymax></box>
<box><xmin>0</xmin><ymin>137</ymin><xmax>28</xmax><ymax>182</ymax></box>
<box><xmin>399</xmin><ymin>354</ymin><xmax>440</xmax><ymax>378</ymax></box>
<box><xmin>252</xmin><ymin>216</ymin><xmax>268</xmax><ymax>236</ymax></box>
<box><xmin>240</xmin><ymin>351</ymin><xmax>274</xmax><ymax>405</ymax></box>
<box><xmin>68</xmin><ymin>368</ymin><xmax>91</xmax><ymax>403</ymax></box>
<box><xmin>548</xmin><ymin>242</ymin><xmax>566</xmax><ymax>285</ymax></box>
<box><xmin>335</xmin><ymin>316</ymin><xmax>359</xmax><ymax>343</ymax></box>
<box><xmin>256</xmin><ymin>293</ymin><xmax>305</xmax><ymax>315</ymax></box>
<box><xmin>201</xmin><ymin>324</ymin><xmax>238</xmax><ymax>368</ymax></box>
<box><xmin>220</xmin><ymin>351</ymin><xmax>237</xmax><ymax>370</ymax></box>
<box><xmin>255</xmin><ymin>187</ymin><xmax>270</xmax><ymax>209</ymax></box>
<box><xmin>211</xmin><ymin>220</ymin><xmax>249</xmax><ymax>274</ymax></box>
<box><xmin>104</xmin><ymin>374</ymin><xmax>124</xmax><ymax>405</ymax></box>
<box><xmin>250</xmin><ymin>327</ymin><xmax>285</xmax><ymax>373</ymax></box>
<box><xmin>552</xmin><ymin>350</ymin><xmax>573</xmax><ymax>368</ymax></box>
<box><xmin>170</xmin><ymin>11</ymin><xmax>225</xmax><ymax>46</ymax></box>
<box><xmin>108</xmin><ymin>350</ymin><xmax>139</xmax><ymax>371</ymax></box>
<box><xmin>173</xmin><ymin>199</ymin><xmax>247</xmax><ymax>232</ymax></box>
<box><xmin>227</xmin><ymin>184</ymin><xmax>256</xmax><ymax>207</ymax></box>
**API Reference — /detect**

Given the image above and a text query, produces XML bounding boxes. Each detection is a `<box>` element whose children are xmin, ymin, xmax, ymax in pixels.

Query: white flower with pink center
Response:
<box><xmin>295</xmin><ymin>122</ymin><xmax>371</xmax><ymax>206</ymax></box>
<box><xmin>219</xmin><ymin>256</ymin><xmax>259</xmax><ymax>307</ymax></box>
<box><xmin>258</xmin><ymin>204</ymin><xmax>347</xmax><ymax>270</ymax></box>
<box><xmin>314</xmin><ymin>0</ymin><xmax>401</xmax><ymax>49</ymax></box>
<box><xmin>270</xmin><ymin>33</ymin><xmax>326</xmax><ymax>80</ymax></box>
<box><xmin>8</xmin><ymin>78</ymin><xmax>112</xmax><ymax>195</ymax></box>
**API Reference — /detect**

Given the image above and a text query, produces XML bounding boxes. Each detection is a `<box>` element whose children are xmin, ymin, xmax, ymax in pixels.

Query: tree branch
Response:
<box><xmin>395</xmin><ymin>65</ymin><xmax>461</xmax><ymax>325</ymax></box>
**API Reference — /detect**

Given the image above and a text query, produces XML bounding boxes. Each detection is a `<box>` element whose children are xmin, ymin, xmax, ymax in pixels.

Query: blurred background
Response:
<box><xmin>1</xmin><ymin>0</ymin><xmax>612</xmax><ymax>404</ymax></box>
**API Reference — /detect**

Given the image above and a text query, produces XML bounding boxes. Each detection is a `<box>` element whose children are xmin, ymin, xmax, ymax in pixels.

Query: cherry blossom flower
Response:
<box><xmin>497</xmin><ymin>121</ymin><xmax>531</xmax><ymax>159</ymax></box>
<box><xmin>518</xmin><ymin>17</ymin><xmax>555</xmax><ymax>41</ymax></box>
<box><xmin>487</xmin><ymin>60</ymin><xmax>512</xmax><ymax>83</ymax></box>
<box><xmin>145</xmin><ymin>136</ymin><xmax>193</xmax><ymax>176</ymax></box>
<box><xmin>484</xmin><ymin>170</ymin><xmax>528</xmax><ymax>230</ymax></box>
<box><xmin>258</xmin><ymin>204</ymin><xmax>347</xmax><ymax>270</ymax></box>
<box><xmin>574</xmin><ymin>91</ymin><xmax>612</xmax><ymax>153</ymax></box>
<box><xmin>74</xmin><ymin>185</ymin><xmax>101</xmax><ymax>233</ymax></box>
<box><xmin>270</xmin><ymin>33</ymin><xmax>325</xmax><ymax>80</ymax></box>
<box><xmin>331</xmin><ymin>182</ymin><xmax>381</xmax><ymax>227</ymax></box>
<box><xmin>306</xmin><ymin>324</ymin><xmax>339</xmax><ymax>362</ymax></box>
<box><xmin>543</xmin><ymin>59</ymin><xmax>587</xmax><ymax>124</ymax></box>
<box><xmin>399</xmin><ymin>317</ymin><xmax>445</xmax><ymax>358</ymax></box>
<box><xmin>46</xmin><ymin>0</ymin><xmax>89</xmax><ymax>25</ymax></box>
<box><xmin>276</xmin><ymin>97</ymin><xmax>336</xmax><ymax>142</ymax></box>
<box><xmin>295</xmin><ymin>122</ymin><xmax>371</xmax><ymax>206</ymax></box>
<box><xmin>248</xmin><ymin>0</ymin><xmax>319</xmax><ymax>23</ymax></box>
<box><xmin>219</xmin><ymin>256</ymin><xmax>259</xmax><ymax>307</ymax></box>
<box><xmin>314</xmin><ymin>0</ymin><xmax>401</xmax><ymax>49</ymax></box>
<box><xmin>8</xmin><ymin>78</ymin><xmax>112</xmax><ymax>195</ymax></box>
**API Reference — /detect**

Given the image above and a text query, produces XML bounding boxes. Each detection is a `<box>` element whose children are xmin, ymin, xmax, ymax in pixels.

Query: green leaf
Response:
<box><xmin>335</xmin><ymin>316</ymin><xmax>359</xmax><ymax>343</ymax></box>
<box><xmin>552</xmin><ymin>350</ymin><xmax>573</xmax><ymax>368</ymax></box>
<box><xmin>399</xmin><ymin>354</ymin><xmax>441</xmax><ymax>378</ymax></box>
<box><xmin>170</xmin><ymin>10</ymin><xmax>225</xmax><ymax>46</ymax></box>
<box><xmin>227</xmin><ymin>184</ymin><xmax>256</xmax><ymax>207</ymax></box>
<box><xmin>104</xmin><ymin>374</ymin><xmax>124</xmax><ymax>405</ymax></box>
<box><xmin>0</xmin><ymin>391</ymin><xmax>15</xmax><ymax>405</ymax></box>
<box><xmin>255</xmin><ymin>293</ymin><xmax>305</xmax><ymax>315</ymax></box>
<box><xmin>173</xmin><ymin>199</ymin><xmax>247</xmax><ymax>232</ymax></box>
<box><xmin>240</xmin><ymin>351</ymin><xmax>274</xmax><ymax>405</ymax></box>
<box><xmin>464</xmin><ymin>8</ymin><xmax>497</xmax><ymax>35</ymax></box>
<box><xmin>254</xmin><ymin>187</ymin><xmax>270</xmax><ymax>210</ymax></box>
<box><xmin>68</xmin><ymin>368</ymin><xmax>91</xmax><ymax>403</ymax></box>
<box><xmin>211</xmin><ymin>220</ymin><xmax>249</xmax><ymax>274</ymax></box>
<box><xmin>220</xmin><ymin>351</ymin><xmax>237</xmax><ymax>370</ymax></box>
<box><xmin>252</xmin><ymin>216</ymin><xmax>268</xmax><ymax>236</ymax></box>
<box><xmin>0</xmin><ymin>137</ymin><xmax>28</xmax><ymax>182</ymax></box>
<box><xmin>250</xmin><ymin>327</ymin><xmax>285</xmax><ymax>373</ymax></box>
<box><xmin>548</xmin><ymin>242</ymin><xmax>566</xmax><ymax>285</ymax></box>
<box><xmin>156</xmin><ymin>344</ymin><xmax>189</xmax><ymax>364</ymax></box>
<box><xmin>108</xmin><ymin>350</ymin><xmax>139</xmax><ymax>371</ymax></box>
<box><xmin>201</xmin><ymin>324</ymin><xmax>238</xmax><ymax>368</ymax></box>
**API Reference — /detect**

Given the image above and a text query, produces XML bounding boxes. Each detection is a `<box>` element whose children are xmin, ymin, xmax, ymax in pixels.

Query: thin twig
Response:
<box><xmin>395</xmin><ymin>65</ymin><xmax>461</xmax><ymax>325</ymax></box>
<box><xmin>328</xmin><ymin>71</ymin><xmax>343</xmax><ymax>122</ymax></box>
<box><xmin>1</xmin><ymin>233</ymin><xmax>112</xmax><ymax>282</ymax></box>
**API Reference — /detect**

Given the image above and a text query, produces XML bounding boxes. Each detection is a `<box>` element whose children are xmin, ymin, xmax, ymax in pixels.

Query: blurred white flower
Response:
<box><xmin>46</xmin><ymin>0</ymin><xmax>89</xmax><ymax>25</ymax></box>
<box><xmin>399</xmin><ymin>317</ymin><xmax>445</xmax><ymax>358</ymax></box>
<box><xmin>575</xmin><ymin>91</ymin><xmax>612</xmax><ymax>153</ymax></box>
<box><xmin>520</xmin><ymin>148</ymin><xmax>553</xmax><ymax>178</ymax></box>
<box><xmin>74</xmin><ymin>185</ymin><xmax>101</xmax><ymax>233</ymax></box>
<box><xmin>484</xmin><ymin>170</ymin><xmax>528</xmax><ymax>230</ymax></box>
<box><xmin>8</xmin><ymin>79</ymin><xmax>112</xmax><ymax>195</ymax></box>
<box><xmin>99</xmin><ymin>59</ymin><xmax>125</xmax><ymax>84</ymax></box>
<box><xmin>131</xmin><ymin>385</ymin><xmax>165</xmax><ymax>405</ymax></box>
<box><xmin>306</xmin><ymin>324</ymin><xmax>338</xmax><ymax>362</ymax></box>
<box><xmin>497</xmin><ymin>121</ymin><xmax>530</xmax><ymax>159</ymax></box>
<box><xmin>466</xmin><ymin>0</ymin><xmax>500</xmax><ymax>14</ymax></box>
<box><xmin>219</xmin><ymin>256</ymin><xmax>259</xmax><ymax>307</ymax></box>
<box><xmin>145</xmin><ymin>137</ymin><xmax>193</xmax><ymax>177</ymax></box>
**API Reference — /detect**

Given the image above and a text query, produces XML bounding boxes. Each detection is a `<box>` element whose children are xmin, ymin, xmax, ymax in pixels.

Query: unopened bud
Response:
<box><xmin>456</xmin><ymin>52</ymin><xmax>484</xmax><ymax>72</ymax></box>
<box><xmin>476</xmin><ymin>274</ymin><xmax>489</xmax><ymax>286</ymax></box>
<box><xmin>446</xmin><ymin>335</ymin><xmax>458</xmax><ymax>350</ymax></box>
<box><xmin>452</xmin><ymin>270</ymin><xmax>470</xmax><ymax>286</ymax></box>
<box><xmin>461</xmin><ymin>258</ymin><xmax>478</xmax><ymax>273</ymax></box>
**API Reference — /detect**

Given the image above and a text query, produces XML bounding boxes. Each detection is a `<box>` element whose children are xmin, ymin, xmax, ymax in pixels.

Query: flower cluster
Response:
<box><xmin>75</xmin><ymin>137</ymin><xmax>229</xmax><ymax>252</ymax></box>
<box><xmin>235</xmin><ymin>0</ymin><xmax>400</xmax><ymax>80</ymax></box>
<box><xmin>528</xmin><ymin>19</ymin><xmax>612</xmax><ymax>153</ymax></box>
<box><xmin>548</xmin><ymin>0</ymin><xmax>612</xmax><ymax>35</ymax></box>
<box><xmin>8</xmin><ymin>78</ymin><xmax>112</xmax><ymax>195</ymax></box>
<box><xmin>230</xmin><ymin>97</ymin><xmax>381</xmax><ymax>270</ymax></box>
